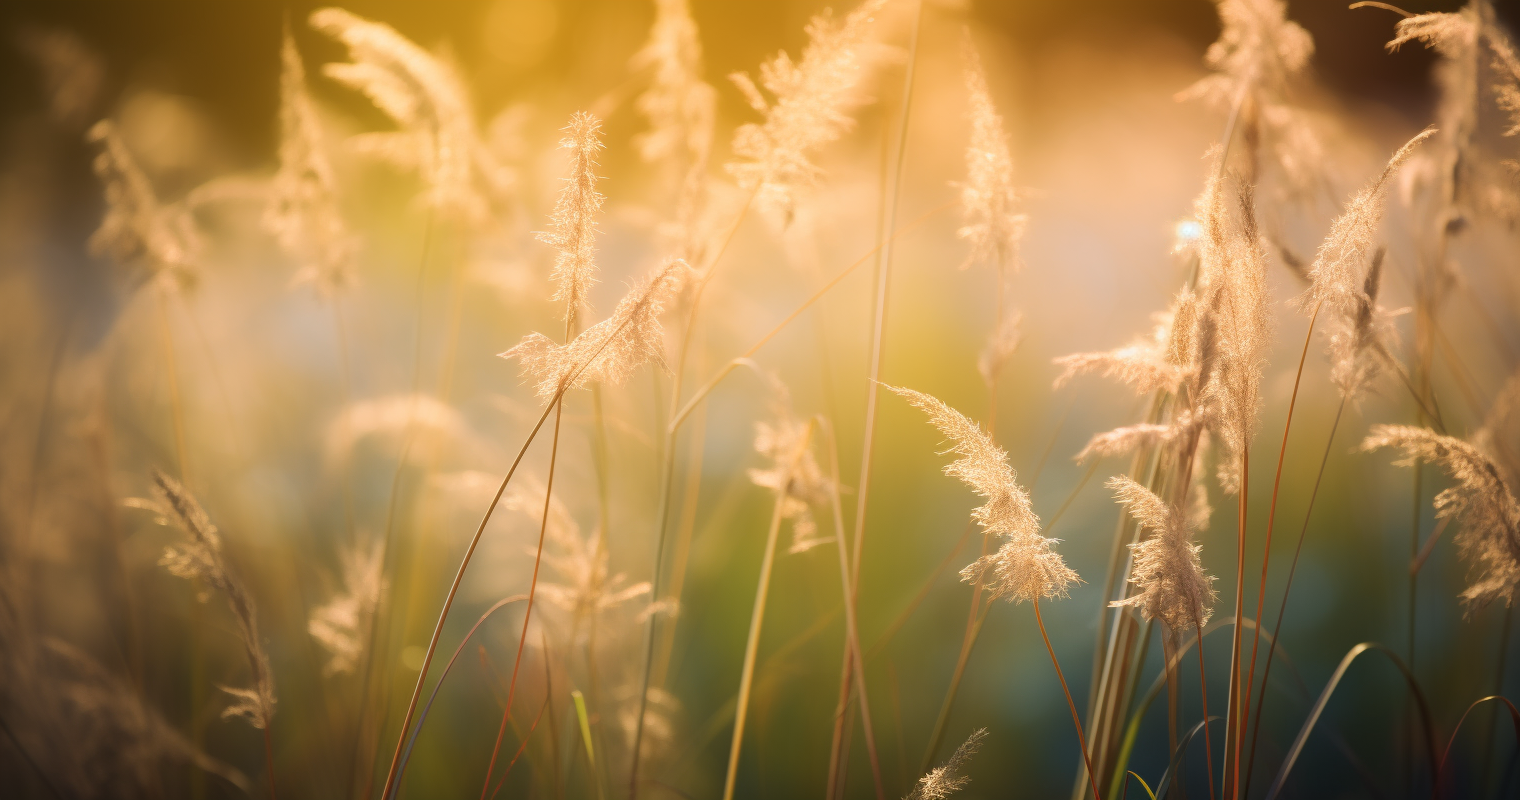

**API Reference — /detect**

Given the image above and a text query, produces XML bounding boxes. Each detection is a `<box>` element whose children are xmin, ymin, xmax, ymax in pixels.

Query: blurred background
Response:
<box><xmin>1</xmin><ymin>1</ymin><xmax>1518</xmax><ymax>799</ymax></box>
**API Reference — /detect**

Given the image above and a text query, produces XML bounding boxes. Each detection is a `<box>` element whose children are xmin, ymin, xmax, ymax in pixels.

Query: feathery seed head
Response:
<box><xmin>888</xmin><ymin>385</ymin><xmax>1078</xmax><ymax>603</ymax></box>
<box><xmin>308</xmin><ymin>539</ymin><xmax>387</xmax><ymax>676</ymax></box>
<box><xmin>633</xmin><ymin>0</ymin><xmax>717</xmax><ymax>168</ymax></box>
<box><xmin>749</xmin><ymin>383</ymin><xmax>831</xmax><ymax>553</ymax></box>
<box><xmin>311</xmin><ymin>8</ymin><xmax>511</xmax><ymax>225</ymax></box>
<box><xmin>1107</xmin><ymin>475</ymin><xmax>1218</xmax><ymax>631</ymax></box>
<box><xmin>958</xmin><ymin>40</ymin><xmax>1025</xmax><ymax>271</ymax></box>
<box><xmin>907</xmin><ymin>728</ymin><xmax>987</xmax><ymax>800</ymax></box>
<box><xmin>1363</xmin><ymin>425</ymin><xmax>1520</xmax><ymax>609</ymax></box>
<box><xmin>148</xmin><ymin>471</ymin><xmax>276</xmax><ymax>729</ymax></box>
<box><xmin>1298</xmin><ymin>129</ymin><xmax>1432</xmax><ymax>401</ymax></box>
<box><xmin>503</xmin><ymin>258</ymin><xmax>685</xmax><ymax>399</ymax></box>
<box><xmin>88</xmin><ymin>119</ymin><xmax>202</xmax><ymax>291</ymax></box>
<box><xmin>268</xmin><ymin>29</ymin><xmax>358</xmax><ymax>297</ymax></box>
<box><xmin>726</xmin><ymin>0</ymin><xmax>889</xmax><ymax>223</ymax></box>
<box><xmin>538</xmin><ymin>112</ymin><xmax>606</xmax><ymax>330</ymax></box>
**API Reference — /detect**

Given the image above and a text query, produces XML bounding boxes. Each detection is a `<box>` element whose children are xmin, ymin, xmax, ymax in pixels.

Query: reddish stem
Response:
<box><xmin>1035</xmin><ymin>597</ymin><xmax>1102</xmax><ymax>800</ymax></box>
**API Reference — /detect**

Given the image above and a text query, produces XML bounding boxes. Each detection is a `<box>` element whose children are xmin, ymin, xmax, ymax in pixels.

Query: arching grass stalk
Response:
<box><xmin>354</xmin><ymin>210</ymin><xmax>435</xmax><ymax>800</ymax></box>
<box><xmin>1036</xmin><ymin>596</ymin><xmax>1103</xmax><ymax>800</ymax></box>
<box><xmin>720</xmin><ymin>421</ymin><xmax>817</xmax><ymax>800</ymax></box>
<box><xmin>1240</xmin><ymin>304</ymin><xmax>1319</xmax><ymax>785</ymax></box>
<box><xmin>820</xmin><ymin>419</ymin><xmax>885</xmax><ymax>797</ymax></box>
<box><xmin>630</xmin><ymin>196</ymin><xmax>953</xmax><ymax>798</ymax></box>
<box><xmin>480</xmin><ymin>396</ymin><xmax>565</xmax><ymax>800</ymax></box>
<box><xmin>833</xmin><ymin>7</ymin><xmax>921</xmax><ymax>797</ymax></box>
<box><xmin>378</xmin><ymin>273</ymin><xmax>664</xmax><ymax>800</ymax></box>
<box><xmin>1437</xmin><ymin>695</ymin><xmax>1520</xmax><ymax>794</ymax></box>
<box><xmin>1242</xmin><ymin>397</ymin><xmax>1344</xmax><ymax>798</ymax></box>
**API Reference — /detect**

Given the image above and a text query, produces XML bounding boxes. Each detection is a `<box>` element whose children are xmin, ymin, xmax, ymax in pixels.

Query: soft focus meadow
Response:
<box><xmin>4</xmin><ymin>1</ymin><xmax>1520</xmax><ymax>799</ymax></box>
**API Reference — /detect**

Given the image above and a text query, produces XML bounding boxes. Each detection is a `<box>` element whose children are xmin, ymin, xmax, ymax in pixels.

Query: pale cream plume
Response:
<box><xmin>748</xmin><ymin>383</ymin><xmax>832</xmax><ymax>554</ymax></box>
<box><xmin>1364</xmin><ymin>425</ymin><xmax>1520</xmax><ymax>609</ymax></box>
<box><xmin>147</xmin><ymin>471</ymin><xmax>276</xmax><ymax>729</ymax></box>
<box><xmin>958</xmin><ymin>40</ymin><xmax>1025</xmax><ymax>271</ymax></box>
<box><xmin>537</xmin><ymin>112</ymin><xmax>606</xmax><ymax>331</ymax></box>
<box><xmin>310</xmin><ymin>7</ymin><xmax>512</xmax><ymax>225</ymax></box>
<box><xmin>267</xmin><ymin>28</ymin><xmax>357</xmax><ymax>296</ymax></box>
<box><xmin>907</xmin><ymin>728</ymin><xmax>987</xmax><ymax>800</ymax></box>
<box><xmin>1296</xmin><ymin>129</ymin><xmax>1432</xmax><ymax>400</ymax></box>
<box><xmin>632</xmin><ymin>0</ymin><xmax>717</xmax><ymax>169</ymax></box>
<box><xmin>1108</xmin><ymin>475</ymin><xmax>1218</xmax><ymax>631</ymax></box>
<box><xmin>503</xmin><ymin>258</ymin><xmax>686</xmax><ymax>399</ymax></box>
<box><xmin>727</xmin><ymin>0</ymin><xmax>889</xmax><ymax>221</ymax></box>
<box><xmin>87</xmin><ymin>119</ymin><xmax>202</xmax><ymax>290</ymax></box>
<box><xmin>308</xmin><ymin>539</ymin><xmax>387</xmax><ymax>676</ymax></box>
<box><xmin>888</xmin><ymin>386</ymin><xmax>1078</xmax><ymax>602</ymax></box>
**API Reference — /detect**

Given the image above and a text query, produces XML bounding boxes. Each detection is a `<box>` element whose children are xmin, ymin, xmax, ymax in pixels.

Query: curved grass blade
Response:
<box><xmin>1124</xmin><ymin>770</ymin><xmax>1157</xmax><ymax>800</ymax></box>
<box><xmin>1153</xmin><ymin>716</ymin><xmax>1220</xmax><ymax>800</ymax></box>
<box><xmin>1263</xmin><ymin>643</ymin><xmax>1437</xmax><ymax>800</ymax></box>
<box><xmin>1437</xmin><ymin>695</ymin><xmax>1520</xmax><ymax>793</ymax></box>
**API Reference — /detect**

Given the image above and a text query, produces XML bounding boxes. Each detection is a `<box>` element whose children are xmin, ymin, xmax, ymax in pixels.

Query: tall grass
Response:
<box><xmin>6</xmin><ymin>2</ymin><xmax>1520</xmax><ymax>800</ymax></box>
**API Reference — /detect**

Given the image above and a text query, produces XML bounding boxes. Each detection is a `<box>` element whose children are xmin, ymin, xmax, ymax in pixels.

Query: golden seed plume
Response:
<box><xmin>727</xmin><ymin>0</ymin><xmax>889</xmax><ymax>222</ymax></box>
<box><xmin>907</xmin><ymin>728</ymin><xmax>987</xmax><ymax>800</ymax></box>
<box><xmin>308</xmin><ymin>539</ymin><xmax>387</xmax><ymax>676</ymax></box>
<box><xmin>505</xmin><ymin>478</ymin><xmax>650</xmax><ymax>632</ymax></box>
<box><xmin>310</xmin><ymin>7</ymin><xmax>512</xmax><ymax>225</ymax></box>
<box><xmin>1363</xmin><ymin>425</ymin><xmax>1520</xmax><ymax>609</ymax></box>
<box><xmin>887</xmin><ymin>385</ymin><xmax>1078</xmax><ymax>603</ymax></box>
<box><xmin>1195</xmin><ymin>169</ymin><xmax>1270</xmax><ymax>493</ymax></box>
<box><xmin>632</xmin><ymin>0</ymin><xmax>717</xmax><ymax>169</ymax></box>
<box><xmin>958</xmin><ymin>39</ymin><xmax>1025</xmax><ymax>272</ymax></box>
<box><xmin>538</xmin><ymin>112</ymin><xmax>606</xmax><ymax>331</ymax></box>
<box><xmin>748</xmin><ymin>382</ymin><xmax>832</xmax><ymax>554</ymax></box>
<box><xmin>148</xmin><ymin>471</ymin><xmax>276</xmax><ymax>729</ymax></box>
<box><xmin>267</xmin><ymin>28</ymin><xmax>357</xmax><ymax>297</ymax></box>
<box><xmin>1296</xmin><ymin>129</ymin><xmax>1432</xmax><ymax>400</ymax></box>
<box><xmin>87</xmin><ymin>119</ymin><xmax>202</xmax><ymax>290</ymax></box>
<box><xmin>503</xmin><ymin>258</ymin><xmax>686</xmax><ymax>399</ymax></box>
<box><xmin>1108</xmin><ymin>475</ymin><xmax>1218</xmax><ymax>631</ymax></box>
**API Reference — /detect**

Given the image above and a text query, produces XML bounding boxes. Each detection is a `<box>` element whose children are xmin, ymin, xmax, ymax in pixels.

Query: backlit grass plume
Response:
<box><xmin>749</xmin><ymin>385</ymin><xmax>832</xmax><ymax>554</ymax></box>
<box><xmin>504</xmin><ymin>478</ymin><xmax>651</xmax><ymax>632</ymax></box>
<box><xmin>633</xmin><ymin>0</ymin><xmax>716</xmax><ymax>170</ymax></box>
<box><xmin>87</xmin><ymin>119</ymin><xmax>201</xmax><ymax>290</ymax></box>
<box><xmin>1295</xmin><ymin>128</ymin><xmax>1432</xmax><ymax>401</ymax></box>
<box><xmin>310</xmin><ymin>7</ymin><xmax>511</xmax><ymax>226</ymax></box>
<box><xmin>727</xmin><ymin>0</ymin><xmax>889</xmax><ymax>222</ymax></box>
<box><xmin>146</xmin><ymin>471</ymin><xmax>276</xmax><ymax>730</ymax></box>
<box><xmin>1108</xmin><ymin>475</ymin><xmax>1219</xmax><ymax>631</ymax></box>
<box><xmin>958</xmin><ymin>41</ymin><xmax>1024</xmax><ymax>272</ymax></box>
<box><xmin>1363</xmin><ymin>425</ymin><xmax>1520</xmax><ymax>609</ymax></box>
<box><xmin>267</xmin><ymin>28</ymin><xmax>356</xmax><ymax>297</ymax></box>
<box><xmin>503</xmin><ymin>258</ymin><xmax>686</xmax><ymax>399</ymax></box>
<box><xmin>887</xmin><ymin>385</ymin><xmax>1078</xmax><ymax>602</ymax></box>
<box><xmin>308</xmin><ymin>539</ymin><xmax>387</xmax><ymax>676</ymax></box>
<box><xmin>907</xmin><ymin>728</ymin><xmax>987</xmax><ymax>800</ymax></box>
<box><xmin>538</xmin><ymin>112</ymin><xmax>606</xmax><ymax>331</ymax></box>
<box><xmin>1197</xmin><ymin>171</ymin><xmax>1270</xmax><ymax>493</ymax></box>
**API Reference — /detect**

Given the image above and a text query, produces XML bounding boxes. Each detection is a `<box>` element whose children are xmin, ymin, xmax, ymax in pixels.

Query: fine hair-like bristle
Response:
<box><xmin>887</xmin><ymin>385</ymin><xmax>1078</xmax><ymax>603</ymax></box>
<box><xmin>1362</xmin><ymin>425</ymin><xmax>1520</xmax><ymax>609</ymax></box>
<box><xmin>958</xmin><ymin>39</ymin><xmax>1024</xmax><ymax>272</ymax></box>
<box><xmin>503</xmin><ymin>258</ymin><xmax>686</xmax><ymax>399</ymax></box>
<box><xmin>308</xmin><ymin>539</ymin><xmax>387</xmax><ymax>676</ymax></box>
<box><xmin>538</xmin><ymin>111</ymin><xmax>606</xmax><ymax>331</ymax></box>
<box><xmin>267</xmin><ymin>28</ymin><xmax>356</xmax><ymax>297</ymax></box>
<box><xmin>907</xmin><ymin>727</ymin><xmax>987</xmax><ymax>800</ymax></box>
<box><xmin>726</xmin><ymin>0</ymin><xmax>888</xmax><ymax>222</ymax></box>
<box><xmin>1296</xmin><ymin>128</ymin><xmax>1432</xmax><ymax>401</ymax></box>
<box><xmin>87</xmin><ymin>119</ymin><xmax>202</xmax><ymax>290</ymax></box>
<box><xmin>1107</xmin><ymin>475</ymin><xmax>1218</xmax><ymax>631</ymax></box>
<box><xmin>310</xmin><ymin>7</ymin><xmax>511</xmax><ymax>225</ymax></box>
<box><xmin>150</xmin><ymin>471</ymin><xmax>276</xmax><ymax>729</ymax></box>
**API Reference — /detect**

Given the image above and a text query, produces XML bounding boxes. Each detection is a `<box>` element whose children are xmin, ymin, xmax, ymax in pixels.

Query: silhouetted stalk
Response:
<box><xmin>1225</xmin><ymin>446</ymin><xmax>1249</xmax><ymax>800</ymax></box>
<box><xmin>1241</xmin><ymin>304</ymin><xmax>1319</xmax><ymax>787</ymax></box>
<box><xmin>1243</xmin><ymin>397</ymin><xmax>1344</xmax><ymax>797</ymax></box>
<box><xmin>835</xmin><ymin>8</ymin><xmax>920</xmax><ymax>797</ymax></box>
<box><xmin>1196</xmin><ymin>618</ymin><xmax>1218</xmax><ymax>800</ymax></box>
<box><xmin>821</xmin><ymin>420</ymin><xmax>885</xmax><ymax>797</ymax></box>
<box><xmin>721</xmin><ymin>422</ymin><xmax>814</xmax><ymax>800</ymax></box>
<box><xmin>1036</xmin><ymin>596</ymin><xmax>1103</xmax><ymax>800</ymax></box>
